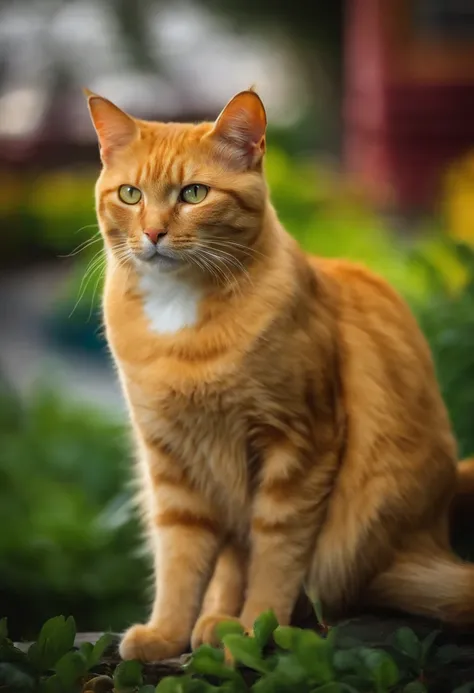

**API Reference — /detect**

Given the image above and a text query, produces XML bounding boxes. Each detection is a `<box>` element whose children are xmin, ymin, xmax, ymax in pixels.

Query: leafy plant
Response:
<box><xmin>3</xmin><ymin>612</ymin><xmax>474</xmax><ymax>692</ymax></box>
<box><xmin>0</xmin><ymin>615</ymin><xmax>137</xmax><ymax>692</ymax></box>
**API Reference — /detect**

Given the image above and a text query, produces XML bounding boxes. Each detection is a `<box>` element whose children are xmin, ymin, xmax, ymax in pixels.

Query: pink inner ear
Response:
<box><xmin>87</xmin><ymin>95</ymin><xmax>137</xmax><ymax>160</ymax></box>
<box><xmin>212</xmin><ymin>91</ymin><xmax>267</xmax><ymax>165</ymax></box>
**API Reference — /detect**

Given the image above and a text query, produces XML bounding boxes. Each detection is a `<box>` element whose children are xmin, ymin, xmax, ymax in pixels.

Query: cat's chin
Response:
<box><xmin>137</xmin><ymin>253</ymin><xmax>185</xmax><ymax>274</ymax></box>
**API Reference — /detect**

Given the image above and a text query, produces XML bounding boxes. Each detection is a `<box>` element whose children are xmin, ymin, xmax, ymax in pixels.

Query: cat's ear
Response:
<box><xmin>84</xmin><ymin>89</ymin><xmax>138</xmax><ymax>164</ymax></box>
<box><xmin>210</xmin><ymin>90</ymin><xmax>267</xmax><ymax>169</ymax></box>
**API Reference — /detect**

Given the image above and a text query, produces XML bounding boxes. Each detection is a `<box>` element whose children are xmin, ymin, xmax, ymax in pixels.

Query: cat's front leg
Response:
<box><xmin>120</xmin><ymin>448</ymin><xmax>221</xmax><ymax>662</ymax></box>
<box><xmin>240</xmin><ymin>444</ymin><xmax>335</xmax><ymax>630</ymax></box>
<box><xmin>191</xmin><ymin>541</ymin><xmax>247</xmax><ymax>649</ymax></box>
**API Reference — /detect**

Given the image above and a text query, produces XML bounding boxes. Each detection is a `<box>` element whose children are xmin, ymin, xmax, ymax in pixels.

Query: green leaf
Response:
<box><xmin>55</xmin><ymin>651</ymin><xmax>88</xmax><ymax>686</ymax></box>
<box><xmin>0</xmin><ymin>642</ymin><xmax>26</xmax><ymax>665</ymax></box>
<box><xmin>313</xmin><ymin>600</ymin><xmax>325</xmax><ymax>625</ymax></box>
<box><xmin>40</xmin><ymin>616</ymin><xmax>76</xmax><ymax>653</ymax></box>
<box><xmin>273</xmin><ymin>626</ymin><xmax>299</xmax><ymax>651</ymax></box>
<box><xmin>403</xmin><ymin>682</ymin><xmax>427</xmax><ymax>693</ymax></box>
<box><xmin>188</xmin><ymin>644</ymin><xmax>236</xmax><ymax>680</ymax></box>
<box><xmin>218</xmin><ymin>682</ymin><xmax>247</xmax><ymax>693</ymax></box>
<box><xmin>27</xmin><ymin>643</ymin><xmax>42</xmax><ymax>671</ymax></box>
<box><xmin>215</xmin><ymin>621</ymin><xmax>245</xmax><ymax>642</ymax></box>
<box><xmin>333</xmin><ymin>650</ymin><xmax>363</xmax><ymax>674</ymax></box>
<box><xmin>0</xmin><ymin>618</ymin><xmax>8</xmax><ymax>642</ymax></box>
<box><xmin>360</xmin><ymin>650</ymin><xmax>399</xmax><ymax>692</ymax></box>
<box><xmin>28</xmin><ymin>615</ymin><xmax>76</xmax><ymax>671</ymax></box>
<box><xmin>339</xmin><ymin>674</ymin><xmax>372</xmax><ymax>691</ymax></box>
<box><xmin>250</xmin><ymin>672</ymin><xmax>282</xmax><ymax>693</ymax></box>
<box><xmin>394</xmin><ymin>628</ymin><xmax>421</xmax><ymax>663</ymax></box>
<box><xmin>156</xmin><ymin>677</ymin><xmax>212</xmax><ymax>693</ymax></box>
<box><xmin>41</xmin><ymin>674</ymin><xmax>67</xmax><ymax>693</ymax></box>
<box><xmin>420</xmin><ymin>630</ymin><xmax>440</xmax><ymax>663</ymax></box>
<box><xmin>313</xmin><ymin>685</ymin><xmax>346</xmax><ymax>693</ymax></box>
<box><xmin>138</xmin><ymin>687</ymin><xmax>156</xmax><ymax>693</ymax></box>
<box><xmin>254</xmin><ymin>654</ymin><xmax>308</xmax><ymax>691</ymax></box>
<box><xmin>79</xmin><ymin>642</ymin><xmax>94</xmax><ymax>666</ymax></box>
<box><xmin>294</xmin><ymin>629</ymin><xmax>333</xmax><ymax>683</ymax></box>
<box><xmin>222</xmin><ymin>634</ymin><xmax>269</xmax><ymax>673</ymax></box>
<box><xmin>325</xmin><ymin>627</ymin><xmax>338</xmax><ymax>648</ymax></box>
<box><xmin>253</xmin><ymin>611</ymin><xmax>278</xmax><ymax>649</ymax></box>
<box><xmin>89</xmin><ymin>633</ymin><xmax>115</xmax><ymax>667</ymax></box>
<box><xmin>188</xmin><ymin>644</ymin><xmax>224</xmax><ymax>665</ymax></box>
<box><xmin>113</xmin><ymin>660</ymin><xmax>143</xmax><ymax>690</ymax></box>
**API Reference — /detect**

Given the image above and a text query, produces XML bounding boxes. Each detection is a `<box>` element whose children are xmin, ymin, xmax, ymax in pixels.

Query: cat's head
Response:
<box><xmin>86</xmin><ymin>89</ymin><xmax>269</xmax><ymax>280</ymax></box>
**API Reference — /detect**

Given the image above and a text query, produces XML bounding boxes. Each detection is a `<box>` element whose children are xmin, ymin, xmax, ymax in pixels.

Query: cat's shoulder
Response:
<box><xmin>307</xmin><ymin>255</ymin><xmax>406</xmax><ymax>308</ymax></box>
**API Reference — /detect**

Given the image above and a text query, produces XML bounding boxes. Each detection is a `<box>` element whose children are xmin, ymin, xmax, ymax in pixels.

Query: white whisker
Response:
<box><xmin>59</xmin><ymin>233</ymin><xmax>102</xmax><ymax>258</ymax></box>
<box><xmin>69</xmin><ymin>249</ymin><xmax>105</xmax><ymax>318</ymax></box>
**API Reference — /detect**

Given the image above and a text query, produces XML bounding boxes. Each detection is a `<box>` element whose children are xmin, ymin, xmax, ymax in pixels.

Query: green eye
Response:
<box><xmin>118</xmin><ymin>185</ymin><xmax>142</xmax><ymax>205</ymax></box>
<box><xmin>180</xmin><ymin>184</ymin><xmax>208</xmax><ymax>204</ymax></box>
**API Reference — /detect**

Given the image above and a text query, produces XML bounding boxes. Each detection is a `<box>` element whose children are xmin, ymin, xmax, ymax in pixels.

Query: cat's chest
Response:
<box><xmin>139</xmin><ymin>272</ymin><xmax>202</xmax><ymax>334</ymax></box>
<box><xmin>164</xmin><ymin>389</ymin><xmax>248</xmax><ymax>475</ymax></box>
<box><xmin>139</xmin><ymin>386</ymin><xmax>254</xmax><ymax>526</ymax></box>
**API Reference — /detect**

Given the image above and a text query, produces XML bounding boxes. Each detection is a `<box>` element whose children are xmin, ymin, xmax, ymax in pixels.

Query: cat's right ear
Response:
<box><xmin>84</xmin><ymin>89</ymin><xmax>138</xmax><ymax>164</ymax></box>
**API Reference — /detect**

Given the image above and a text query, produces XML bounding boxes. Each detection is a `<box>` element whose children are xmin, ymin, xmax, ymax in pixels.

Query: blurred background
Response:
<box><xmin>1</xmin><ymin>0</ymin><xmax>474</xmax><ymax>640</ymax></box>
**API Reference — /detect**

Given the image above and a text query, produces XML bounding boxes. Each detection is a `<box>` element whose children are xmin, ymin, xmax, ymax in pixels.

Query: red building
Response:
<box><xmin>344</xmin><ymin>0</ymin><xmax>474</xmax><ymax>213</ymax></box>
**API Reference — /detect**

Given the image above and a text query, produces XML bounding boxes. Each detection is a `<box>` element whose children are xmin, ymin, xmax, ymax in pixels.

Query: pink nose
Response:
<box><xmin>144</xmin><ymin>228</ymin><xmax>167</xmax><ymax>245</ymax></box>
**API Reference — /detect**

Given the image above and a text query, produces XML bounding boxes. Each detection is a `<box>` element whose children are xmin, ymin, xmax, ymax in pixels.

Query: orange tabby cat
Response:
<box><xmin>85</xmin><ymin>88</ymin><xmax>474</xmax><ymax>663</ymax></box>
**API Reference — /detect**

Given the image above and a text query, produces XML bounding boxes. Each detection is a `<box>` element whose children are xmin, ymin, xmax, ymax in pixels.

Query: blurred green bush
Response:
<box><xmin>0</xmin><ymin>382</ymin><xmax>147</xmax><ymax>640</ymax></box>
<box><xmin>412</xmin><ymin>241</ymin><xmax>474</xmax><ymax>460</ymax></box>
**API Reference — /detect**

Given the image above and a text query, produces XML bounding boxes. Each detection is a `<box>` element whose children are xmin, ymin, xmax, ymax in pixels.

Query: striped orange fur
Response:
<box><xmin>86</xmin><ymin>89</ymin><xmax>474</xmax><ymax>663</ymax></box>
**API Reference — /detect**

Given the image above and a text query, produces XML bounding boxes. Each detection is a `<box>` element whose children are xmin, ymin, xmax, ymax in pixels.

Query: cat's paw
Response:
<box><xmin>191</xmin><ymin>614</ymin><xmax>253</xmax><ymax>653</ymax></box>
<box><xmin>191</xmin><ymin>614</ymin><xmax>245</xmax><ymax>650</ymax></box>
<box><xmin>119</xmin><ymin>624</ymin><xmax>187</xmax><ymax>662</ymax></box>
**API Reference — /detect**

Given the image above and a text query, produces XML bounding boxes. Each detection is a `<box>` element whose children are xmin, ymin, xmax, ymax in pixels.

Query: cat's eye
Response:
<box><xmin>180</xmin><ymin>184</ymin><xmax>209</xmax><ymax>204</ymax></box>
<box><xmin>118</xmin><ymin>185</ymin><xmax>142</xmax><ymax>205</ymax></box>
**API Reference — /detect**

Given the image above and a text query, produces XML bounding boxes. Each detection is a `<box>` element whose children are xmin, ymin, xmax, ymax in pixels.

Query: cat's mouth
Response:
<box><xmin>139</xmin><ymin>248</ymin><xmax>184</xmax><ymax>272</ymax></box>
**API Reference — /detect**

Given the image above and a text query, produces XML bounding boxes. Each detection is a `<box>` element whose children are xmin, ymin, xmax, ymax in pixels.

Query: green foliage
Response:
<box><xmin>265</xmin><ymin>148</ymin><xmax>430</xmax><ymax>302</ymax></box>
<box><xmin>412</xmin><ymin>241</ymin><xmax>474</xmax><ymax>459</ymax></box>
<box><xmin>0</xmin><ymin>615</ymin><xmax>149</xmax><ymax>693</ymax></box>
<box><xmin>0</xmin><ymin>383</ymin><xmax>147</xmax><ymax>639</ymax></box>
<box><xmin>27</xmin><ymin>616</ymin><xmax>76</xmax><ymax>671</ymax></box>
<box><xmin>187</xmin><ymin>645</ymin><xmax>241</xmax><ymax>683</ymax></box>
<box><xmin>252</xmin><ymin>611</ymin><xmax>278</xmax><ymax>650</ymax></box>
<box><xmin>2</xmin><ymin>612</ymin><xmax>473</xmax><ymax>692</ymax></box>
<box><xmin>0</xmin><ymin>171</ymin><xmax>97</xmax><ymax>255</ymax></box>
<box><xmin>114</xmin><ymin>660</ymin><xmax>143</xmax><ymax>691</ymax></box>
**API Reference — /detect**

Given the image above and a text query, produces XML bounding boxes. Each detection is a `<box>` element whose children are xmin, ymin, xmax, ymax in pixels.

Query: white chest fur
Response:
<box><xmin>139</xmin><ymin>271</ymin><xmax>201</xmax><ymax>334</ymax></box>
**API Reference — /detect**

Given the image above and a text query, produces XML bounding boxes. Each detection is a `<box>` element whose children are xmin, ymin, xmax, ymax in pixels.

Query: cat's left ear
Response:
<box><xmin>84</xmin><ymin>89</ymin><xmax>138</xmax><ymax>165</ymax></box>
<box><xmin>210</xmin><ymin>89</ymin><xmax>267</xmax><ymax>169</ymax></box>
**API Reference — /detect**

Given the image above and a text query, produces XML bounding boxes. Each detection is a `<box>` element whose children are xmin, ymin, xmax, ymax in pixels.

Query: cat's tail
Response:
<box><xmin>454</xmin><ymin>457</ymin><xmax>474</xmax><ymax>511</ymax></box>
<box><xmin>367</xmin><ymin>460</ymin><xmax>474</xmax><ymax>625</ymax></box>
<box><xmin>368</xmin><ymin>548</ymin><xmax>474</xmax><ymax>625</ymax></box>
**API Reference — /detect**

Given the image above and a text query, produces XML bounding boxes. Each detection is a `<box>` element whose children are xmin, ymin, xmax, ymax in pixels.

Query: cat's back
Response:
<box><xmin>308</xmin><ymin>254</ymin><xmax>437</xmax><ymax>391</ymax></box>
<box><xmin>308</xmin><ymin>255</ymin><xmax>428</xmax><ymax>356</ymax></box>
<box><xmin>308</xmin><ymin>254</ymin><xmax>456</xmax><ymax>466</ymax></box>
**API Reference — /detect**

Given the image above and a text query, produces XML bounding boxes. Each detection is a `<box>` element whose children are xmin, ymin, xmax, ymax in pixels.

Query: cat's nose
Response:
<box><xmin>144</xmin><ymin>228</ymin><xmax>167</xmax><ymax>245</ymax></box>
